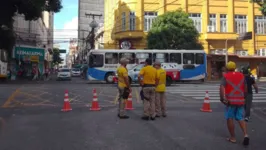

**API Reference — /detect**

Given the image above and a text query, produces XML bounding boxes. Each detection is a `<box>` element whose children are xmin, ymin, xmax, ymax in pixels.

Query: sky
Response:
<box><xmin>53</xmin><ymin>0</ymin><xmax>78</xmax><ymax>61</ymax></box>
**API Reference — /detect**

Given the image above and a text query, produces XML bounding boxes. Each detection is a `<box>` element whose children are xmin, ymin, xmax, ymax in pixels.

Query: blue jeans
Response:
<box><xmin>224</xmin><ymin>106</ymin><xmax>244</xmax><ymax>121</ymax></box>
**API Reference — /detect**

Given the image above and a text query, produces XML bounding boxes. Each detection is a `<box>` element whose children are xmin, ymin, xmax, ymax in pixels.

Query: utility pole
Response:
<box><xmin>85</xmin><ymin>13</ymin><xmax>102</xmax><ymax>51</ymax></box>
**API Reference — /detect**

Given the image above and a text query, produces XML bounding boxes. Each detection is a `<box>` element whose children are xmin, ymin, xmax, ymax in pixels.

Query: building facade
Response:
<box><xmin>78</xmin><ymin>0</ymin><xmax>104</xmax><ymax>61</ymax></box>
<box><xmin>104</xmin><ymin>0</ymin><xmax>266</xmax><ymax>79</ymax></box>
<box><xmin>69</xmin><ymin>39</ymin><xmax>78</xmax><ymax>65</ymax></box>
<box><xmin>12</xmin><ymin>11</ymin><xmax>54</xmax><ymax>77</ymax></box>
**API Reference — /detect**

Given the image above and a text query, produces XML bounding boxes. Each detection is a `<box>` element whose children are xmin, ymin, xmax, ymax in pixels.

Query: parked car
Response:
<box><xmin>57</xmin><ymin>68</ymin><xmax>71</xmax><ymax>81</ymax></box>
<box><xmin>113</xmin><ymin>63</ymin><xmax>180</xmax><ymax>86</ymax></box>
<box><xmin>71</xmin><ymin>68</ymin><xmax>81</xmax><ymax>77</ymax></box>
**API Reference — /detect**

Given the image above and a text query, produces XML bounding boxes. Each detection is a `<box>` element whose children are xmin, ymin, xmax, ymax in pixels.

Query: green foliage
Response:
<box><xmin>0</xmin><ymin>0</ymin><xmax>62</xmax><ymax>56</ymax></box>
<box><xmin>147</xmin><ymin>9</ymin><xmax>203</xmax><ymax>50</ymax></box>
<box><xmin>52</xmin><ymin>48</ymin><xmax>63</xmax><ymax>64</ymax></box>
<box><xmin>251</xmin><ymin>0</ymin><xmax>266</xmax><ymax>16</ymax></box>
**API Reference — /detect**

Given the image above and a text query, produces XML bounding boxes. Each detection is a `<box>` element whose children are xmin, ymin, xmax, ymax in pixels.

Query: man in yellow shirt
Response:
<box><xmin>154</xmin><ymin>61</ymin><xmax>167</xmax><ymax>117</ymax></box>
<box><xmin>138</xmin><ymin>58</ymin><xmax>157</xmax><ymax>120</ymax></box>
<box><xmin>117</xmin><ymin>58</ymin><xmax>131</xmax><ymax>119</ymax></box>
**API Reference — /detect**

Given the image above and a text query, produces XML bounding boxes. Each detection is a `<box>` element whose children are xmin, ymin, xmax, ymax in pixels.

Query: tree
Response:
<box><xmin>252</xmin><ymin>0</ymin><xmax>266</xmax><ymax>16</ymax></box>
<box><xmin>147</xmin><ymin>9</ymin><xmax>203</xmax><ymax>50</ymax></box>
<box><xmin>52</xmin><ymin>48</ymin><xmax>63</xmax><ymax>64</ymax></box>
<box><xmin>0</xmin><ymin>0</ymin><xmax>62</xmax><ymax>56</ymax></box>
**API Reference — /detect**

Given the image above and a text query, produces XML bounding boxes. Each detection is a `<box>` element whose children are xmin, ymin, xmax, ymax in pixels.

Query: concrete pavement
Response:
<box><xmin>0</xmin><ymin>78</ymin><xmax>266</xmax><ymax>150</ymax></box>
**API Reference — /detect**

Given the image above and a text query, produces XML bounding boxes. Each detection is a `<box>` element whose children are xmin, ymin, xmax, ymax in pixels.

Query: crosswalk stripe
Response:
<box><xmin>200</xmin><ymin>100</ymin><xmax>266</xmax><ymax>103</ymax></box>
<box><xmin>166</xmin><ymin>84</ymin><xmax>266</xmax><ymax>103</ymax></box>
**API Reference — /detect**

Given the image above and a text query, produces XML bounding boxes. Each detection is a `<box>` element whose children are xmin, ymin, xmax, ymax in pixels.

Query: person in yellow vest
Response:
<box><xmin>154</xmin><ymin>61</ymin><xmax>167</xmax><ymax>117</ymax></box>
<box><xmin>138</xmin><ymin>58</ymin><xmax>157</xmax><ymax>120</ymax></box>
<box><xmin>117</xmin><ymin>58</ymin><xmax>131</xmax><ymax>119</ymax></box>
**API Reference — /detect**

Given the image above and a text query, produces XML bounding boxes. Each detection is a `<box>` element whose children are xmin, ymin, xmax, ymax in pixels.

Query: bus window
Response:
<box><xmin>89</xmin><ymin>54</ymin><xmax>104</xmax><ymax>67</ymax></box>
<box><xmin>195</xmin><ymin>53</ymin><xmax>204</xmax><ymax>64</ymax></box>
<box><xmin>136</xmin><ymin>53</ymin><xmax>152</xmax><ymax>63</ymax></box>
<box><xmin>105</xmin><ymin>53</ymin><xmax>118</xmax><ymax>64</ymax></box>
<box><xmin>119</xmin><ymin>53</ymin><xmax>135</xmax><ymax>64</ymax></box>
<box><xmin>170</xmin><ymin>53</ymin><xmax>181</xmax><ymax>64</ymax></box>
<box><xmin>153</xmin><ymin>53</ymin><xmax>169</xmax><ymax>63</ymax></box>
<box><xmin>183</xmin><ymin>53</ymin><xmax>195</xmax><ymax>64</ymax></box>
<box><xmin>0</xmin><ymin>50</ymin><xmax>8</xmax><ymax>62</ymax></box>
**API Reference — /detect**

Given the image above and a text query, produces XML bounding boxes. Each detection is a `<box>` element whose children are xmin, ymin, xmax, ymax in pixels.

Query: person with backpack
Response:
<box><xmin>241</xmin><ymin>68</ymin><xmax>258</xmax><ymax>122</ymax></box>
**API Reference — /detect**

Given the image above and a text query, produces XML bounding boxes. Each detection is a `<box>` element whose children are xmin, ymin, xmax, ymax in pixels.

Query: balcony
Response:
<box><xmin>201</xmin><ymin>32</ymin><xmax>239</xmax><ymax>40</ymax></box>
<box><xmin>113</xmin><ymin>30</ymin><xmax>145</xmax><ymax>40</ymax></box>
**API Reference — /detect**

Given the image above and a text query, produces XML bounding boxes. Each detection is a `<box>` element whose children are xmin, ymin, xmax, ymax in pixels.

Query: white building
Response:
<box><xmin>95</xmin><ymin>25</ymin><xmax>104</xmax><ymax>50</ymax></box>
<box><xmin>12</xmin><ymin>11</ymin><xmax>54</xmax><ymax>73</ymax></box>
<box><xmin>78</xmin><ymin>0</ymin><xmax>104</xmax><ymax>61</ymax></box>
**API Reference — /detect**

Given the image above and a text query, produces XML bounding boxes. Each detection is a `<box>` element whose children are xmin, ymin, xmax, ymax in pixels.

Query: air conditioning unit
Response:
<box><xmin>258</xmin><ymin>49</ymin><xmax>266</xmax><ymax>56</ymax></box>
<box><xmin>207</xmin><ymin>25</ymin><xmax>215</xmax><ymax>32</ymax></box>
<box><xmin>215</xmin><ymin>49</ymin><xmax>220</xmax><ymax>54</ymax></box>
<box><xmin>222</xmin><ymin>49</ymin><xmax>227</xmax><ymax>54</ymax></box>
<box><xmin>240</xmin><ymin>51</ymin><xmax>248</xmax><ymax>56</ymax></box>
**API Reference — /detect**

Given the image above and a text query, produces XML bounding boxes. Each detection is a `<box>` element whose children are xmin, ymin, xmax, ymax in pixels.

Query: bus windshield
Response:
<box><xmin>0</xmin><ymin>49</ymin><xmax>8</xmax><ymax>62</ymax></box>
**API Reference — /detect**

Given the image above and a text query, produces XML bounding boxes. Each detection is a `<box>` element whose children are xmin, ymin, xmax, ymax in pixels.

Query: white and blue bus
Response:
<box><xmin>87</xmin><ymin>49</ymin><xmax>207</xmax><ymax>83</ymax></box>
<box><xmin>0</xmin><ymin>49</ymin><xmax>8</xmax><ymax>79</ymax></box>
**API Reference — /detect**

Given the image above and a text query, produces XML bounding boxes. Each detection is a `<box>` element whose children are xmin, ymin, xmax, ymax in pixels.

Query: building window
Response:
<box><xmin>122</xmin><ymin>12</ymin><xmax>126</xmax><ymax>31</ymax></box>
<box><xmin>235</xmin><ymin>15</ymin><xmax>247</xmax><ymax>34</ymax></box>
<box><xmin>144</xmin><ymin>12</ymin><xmax>157</xmax><ymax>31</ymax></box>
<box><xmin>255</xmin><ymin>16</ymin><xmax>266</xmax><ymax>35</ymax></box>
<box><xmin>189</xmin><ymin>13</ymin><xmax>202</xmax><ymax>33</ymax></box>
<box><xmin>220</xmin><ymin>14</ymin><xmax>227</xmax><ymax>32</ymax></box>
<box><xmin>208</xmin><ymin>14</ymin><xmax>216</xmax><ymax>32</ymax></box>
<box><xmin>129</xmin><ymin>12</ymin><xmax>136</xmax><ymax>31</ymax></box>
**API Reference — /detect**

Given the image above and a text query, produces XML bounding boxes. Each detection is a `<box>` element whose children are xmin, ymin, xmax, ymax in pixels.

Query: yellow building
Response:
<box><xmin>104</xmin><ymin>0</ymin><xmax>266</xmax><ymax>80</ymax></box>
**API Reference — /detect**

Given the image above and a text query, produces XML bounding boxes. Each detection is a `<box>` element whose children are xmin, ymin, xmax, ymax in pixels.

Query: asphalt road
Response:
<box><xmin>0</xmin><ymin>77</ymin><xmax>266</xmax><ymax>150</ymax></box>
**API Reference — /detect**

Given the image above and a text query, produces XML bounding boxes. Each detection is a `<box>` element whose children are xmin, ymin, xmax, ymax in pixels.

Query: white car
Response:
<box><xmin>57</xmin><ymin>68</ymin><xmax>71</xmax><ymax>80</ymax></box>
<box><xmin>71</xmin><ymin>68</ymin><xmax>81</xmax><ymax>77</ymax></box>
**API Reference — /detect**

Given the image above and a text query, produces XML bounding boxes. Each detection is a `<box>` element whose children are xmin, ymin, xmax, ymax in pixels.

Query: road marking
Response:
<box><xmin>113</xmin><ymin>92</ymin><xmax>119</xmax><ymax>104</ymax></box>
<box><xmin>2</xmin><ymin>88</ymin><xmax>20</xmax><ymax>108</ymax></box>
<box><xmin>134</xmin><ymin>88</ymin><xmax>140</xmax><ymax>103</ymax></box>
<box><xmin>18</xmin><ymin>91</ymin><xmax>48</xmax><ymax>102</ymax></box>
<box><xmin>185</xmin><ymin>100</ymin><xmax>266</xmax><ymax>103</ymax></box>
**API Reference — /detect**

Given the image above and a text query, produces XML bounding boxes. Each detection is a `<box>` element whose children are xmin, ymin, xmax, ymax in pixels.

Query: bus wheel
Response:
<box><xmin>166</xmin><ymin>76</ymin><xmax>173</xmax><ymax>86</ymax></box>
<box><xmin>105</xmin><ymin>73</ymin><xmax>114</xmax><ymax>84</ymax></box>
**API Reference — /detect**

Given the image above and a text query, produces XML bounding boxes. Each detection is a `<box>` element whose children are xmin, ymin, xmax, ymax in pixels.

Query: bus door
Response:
<box><xmin>88</xmin><ymin>54</ymin><xmax>104</xmax><ymax>80</ymax></box>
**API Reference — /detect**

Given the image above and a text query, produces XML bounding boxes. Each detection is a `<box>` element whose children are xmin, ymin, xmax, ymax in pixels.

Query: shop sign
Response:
<box><xmin>30</xmin><ymin>56</ymin><xmax>39</xmax><ymax>62</ymax></box>
<box><xmin>120</xmin><ymin>40</ymin><xmax>132</xmax><ymax>49</ymax></box>
<box><xmin>14</xmin><ymin>46</ymin><xmax>45</xmax><ymax>61</ymax></box>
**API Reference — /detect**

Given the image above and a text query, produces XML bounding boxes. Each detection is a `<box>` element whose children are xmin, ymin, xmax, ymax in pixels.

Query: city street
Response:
<box><xmin>0</xmin><ymin>77</ymin><xmax>266</xmax><ymax>150</ymax></box>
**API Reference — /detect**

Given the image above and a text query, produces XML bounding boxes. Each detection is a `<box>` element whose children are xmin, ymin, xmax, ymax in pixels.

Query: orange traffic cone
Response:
<box><xmin>61</xmin><ymin>90</ymin><xmax>72</xmax><ymax>112</ymax></box>
<box><xmin>90</xmin><ymin>88</ymin><xmax>101</xmax><ymax>111</ymax></box>
<box><xmin>125</xmin><ymin>92</ymin><xmax>134</xmax><ymax>110</ymax></box>
<box><xmin>200</xmin><ymin>91</ymin><xmax>212</xmax><ymax>112</ymax></box>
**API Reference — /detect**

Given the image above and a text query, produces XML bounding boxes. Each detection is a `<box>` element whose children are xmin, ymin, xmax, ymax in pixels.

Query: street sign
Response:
<box><xmin>59</xmin><ymin>49</ymin><xmax>66</xmax><ymax>53</ymax></box>
<box><xmin>238</xmin><ymin>32</ymin><xmax>252</xmax><ymax>40</ymax></box>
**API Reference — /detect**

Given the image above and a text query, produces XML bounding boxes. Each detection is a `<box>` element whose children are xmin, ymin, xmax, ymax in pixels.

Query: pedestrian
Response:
<box><xmin>116</xmin><ymin>58</ymin><xmax>131</xmax><ymax>119</ymax></box>
<box><xmin>154</xmin><ymin>61</ymin><xmax>167</xmax><ymax>118</ymax></box>
<box><xmin>138</xmin><ymin>58</ymin><xmax>157</xmax><ymax>120</ymax></box>
<box><xmin>241</xmin><ymin>68</ymin><xmax>258</xmax><ymax>122</ymax></box>
<box><xmin>220</xmin><ymin>61</ymin><xmax>249</xmax><ymax>146</ymax></box>
<box><xmin>45</xmin><ymin>68</ymin><xmax>49</xmax><ymax>80</ymax></box>
<box><xmin>32</xmin><ymin>66</ymin><xmax>38</xmax><ymax>81</ymax></box>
